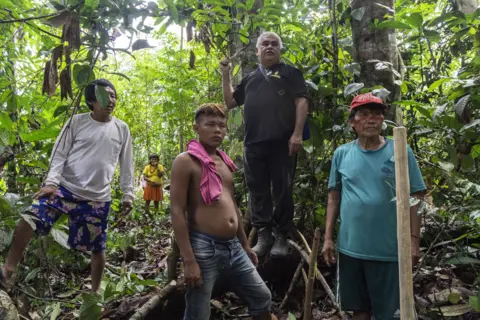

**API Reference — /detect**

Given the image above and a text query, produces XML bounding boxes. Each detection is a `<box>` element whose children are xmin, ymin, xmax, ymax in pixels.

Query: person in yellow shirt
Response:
<box><xmin>143</xmin><ymin>154</ymin><xmax>164</xmax><ymax>213</ymax></box>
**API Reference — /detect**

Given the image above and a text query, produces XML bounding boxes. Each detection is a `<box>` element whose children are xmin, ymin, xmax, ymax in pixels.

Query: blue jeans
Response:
<box><xmin>184</xmin><ymin>231</ymin><xmax>272</xmax><ymax>320</ymax></box>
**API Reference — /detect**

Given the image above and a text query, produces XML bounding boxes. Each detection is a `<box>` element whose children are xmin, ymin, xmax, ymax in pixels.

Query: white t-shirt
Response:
<box><xmin>44</xmin><ymin>113</ymin><xmax>134</xmax><ymax>203</ymax></box>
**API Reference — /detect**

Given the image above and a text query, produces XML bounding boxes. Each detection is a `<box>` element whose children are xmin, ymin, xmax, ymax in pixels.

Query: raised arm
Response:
<box><xmin>220</xmin><ymin>58</ymin><xmax>239</xmax><ymax>110</ymax></box>
<box><xmin>170</xmin><ymin>154</ymin><xmax>201</xmax><ymax>287</ymax></box>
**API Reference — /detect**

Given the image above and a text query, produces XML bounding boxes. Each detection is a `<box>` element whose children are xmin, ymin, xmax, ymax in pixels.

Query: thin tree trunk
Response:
<box><xmin>456</xmin><ymin>0</ymin><xmax>478</xmax><ymax>14</ymax></box>
<box><xmin>5</xmin><ymin>29</ymin><xmax>19</xmax><ymax>193</ymax></box>
<box><xmin>240</xmin><ymin>0</ymin><xmax>264</xmax><ymax>76</ymax></box>
<box><xmin>351</xmin><ymin>0</ymin><xmax>401</xmax><ymax>122</ymax></box>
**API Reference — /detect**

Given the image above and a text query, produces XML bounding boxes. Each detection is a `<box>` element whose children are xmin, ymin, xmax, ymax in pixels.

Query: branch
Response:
<box><xmin>129</xmin><ymin>280</ymin><xmax>177</xmax><ymax>320</ymax></box>
<box><xmin>413</xmin><ymin>222</ymin><xmax>446</xmax><ymax>279</ymax></box>
<box><xmin>280</xmin><ymin>259</ymin><xmax>305</xmax><ymax>309</ymax></box>
<box><xmin>25</xmin><ymin>21</ymin><xmax>61</xmax><ymax>39</ymax></box>
<box><xmin>303</xmin><ymin>228</ymin><xmax>321</xmax><ymax>320</ymax></box>
<box><xmin>0</xmin><ymin>12</ymin><xmax>59</xmax><ymax>24</ymax></box>
<box><xmin>13</xmin><ymin>285</ymin><xmax>81</xmax><ymax>306</ymax></box>
<box><xmin>288</xmin><ymin>239</ymin><xmax>348</xmax><ymax>320</ymax></box>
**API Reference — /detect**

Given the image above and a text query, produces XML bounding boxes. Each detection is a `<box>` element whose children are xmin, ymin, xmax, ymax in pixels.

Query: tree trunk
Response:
<box><xmin>5</xmin><ymin>30</ymin><xmax>19</xmax><ymax>193</ymax></box>
<box><xmin>239</xmin><ymin>0</ymin><xmax>264</xmax><ymax>76</ymax></box>
<box><xmin>456</xmin><ymin>0</ymin><xmax>478</xmax><ymax>14</ymax></box>
<box><xmin>351</xmin><ymin>0</ymin><xmax>401</xmax><ymax>122</ymax></box>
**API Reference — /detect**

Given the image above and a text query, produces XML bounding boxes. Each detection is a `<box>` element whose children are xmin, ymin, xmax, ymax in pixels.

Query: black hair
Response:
<box><xmin>85</xmin><ymin>79</ymin><xmax>116</xmax><ymax>110</ymax></box>
<box><xmin>149</xmin><ymin>154</ymin><xmax>159</xmax><ymax>160</ymax></box>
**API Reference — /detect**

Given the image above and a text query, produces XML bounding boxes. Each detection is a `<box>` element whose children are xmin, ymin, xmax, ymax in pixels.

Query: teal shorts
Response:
<box><xmin>338</xmin><ymin>253</ymin><xmax>402</xmax><ymax>320</ymax></box>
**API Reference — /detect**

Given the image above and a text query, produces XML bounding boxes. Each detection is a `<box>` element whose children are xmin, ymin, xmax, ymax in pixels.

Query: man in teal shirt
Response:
<box><xmin>322</xmin><ymin>93</ymin><xmax>426</xmax><ymax>320</ymax></box>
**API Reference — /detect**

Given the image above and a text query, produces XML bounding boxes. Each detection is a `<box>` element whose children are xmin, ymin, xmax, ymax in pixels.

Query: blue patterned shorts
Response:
<box><xmin>26</xmin><ymin>186</ymin><xmax>111</xmax><ymax>253</ymax></box>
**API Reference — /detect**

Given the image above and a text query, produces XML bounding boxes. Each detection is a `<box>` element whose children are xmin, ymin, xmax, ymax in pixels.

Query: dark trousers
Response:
<box><xmin>244</xmin><ymin>141</ymin><xmax>295</xmax><ymax>232</ymax></box>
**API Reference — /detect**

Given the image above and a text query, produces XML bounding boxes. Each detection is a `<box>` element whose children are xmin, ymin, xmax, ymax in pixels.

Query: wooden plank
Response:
<box><xmin>393</xmin><ymin>127</ymin><xmax>415</xmax><ymax>319</ymax></box>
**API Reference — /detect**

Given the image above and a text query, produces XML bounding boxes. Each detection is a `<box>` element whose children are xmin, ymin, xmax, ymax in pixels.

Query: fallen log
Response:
<box><xmin>129</xmin><ymin>280</ymin><xmax>177</xmax><ymax>320</ymax></box>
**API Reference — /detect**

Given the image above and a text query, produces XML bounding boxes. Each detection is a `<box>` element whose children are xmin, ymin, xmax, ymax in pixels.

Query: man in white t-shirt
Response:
<box><xmin>0</xmin><ymin>79</ymin><xmax>134</xmax><ymax>293</ymax></box>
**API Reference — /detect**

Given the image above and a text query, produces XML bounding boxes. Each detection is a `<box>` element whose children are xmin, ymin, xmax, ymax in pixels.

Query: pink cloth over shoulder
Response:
<box><xmin>186</xmin><ymin>139</ymin><xmax>237</xmax><ymax>205</ymax></box>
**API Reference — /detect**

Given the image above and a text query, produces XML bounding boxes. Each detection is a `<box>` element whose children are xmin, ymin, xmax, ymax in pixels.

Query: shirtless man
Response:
<box><xmin>170</xmin><ymin>103</ymin><xmax>272</xmax><ymax>320</ymax></box>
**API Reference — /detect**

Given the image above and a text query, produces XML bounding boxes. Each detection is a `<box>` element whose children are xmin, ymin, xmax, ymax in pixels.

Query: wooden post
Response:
<box><xmin>393</xmin><ymin>127</ymin><xmax>415</xmax><ymax>319</ymax></box>
<box><xmin>303</xmin><ymin>228</ymin><xmax>321</xmax><ymax>320</ymax></box>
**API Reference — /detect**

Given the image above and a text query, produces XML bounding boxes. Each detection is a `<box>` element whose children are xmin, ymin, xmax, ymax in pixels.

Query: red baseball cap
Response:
<box><xmin>350</xmin><ymin>93</ymin><xmax>387</xmax><ymax>111</ymax></box>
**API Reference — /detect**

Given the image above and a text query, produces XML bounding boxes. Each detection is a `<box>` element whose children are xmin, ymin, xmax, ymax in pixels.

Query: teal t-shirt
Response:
<box><xmin>328</xmin><ymin>138</ymin><xmax>426</xmax><ymax>262</ymax></box>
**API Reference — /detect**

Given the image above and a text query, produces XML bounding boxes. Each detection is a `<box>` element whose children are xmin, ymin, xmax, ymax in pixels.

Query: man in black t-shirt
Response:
<box><xmin>220</xmin><ymin>32</ymin><xmax>309</xmax><ymax>258</ymax></box>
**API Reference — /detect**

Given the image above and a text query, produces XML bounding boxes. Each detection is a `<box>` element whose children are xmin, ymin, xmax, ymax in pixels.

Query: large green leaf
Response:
<box><xmin>94</xmin><ymin>85</ymin><xmax>110</xmax><ymax>109</ymax></box>
<box><xmin>428</xmin><ymin>78</ymin><xmax>451</xmax><ymax>92</ymax></box>
<box><xmin>0</xmin><ymin>112</ymin><xmax>13</xmax><ymax>130</ymax></box>
<box><xmin>103</xmin><ymin>281</ymin><xmax>117</xmax><ymax>302</ymax></box>
<box><xmin>50</xmin><ymin>303</ymin><xmax>61</xmax><ymax>320</ymax></box>
<box><xmin>54</xmin><ymin>105</ymin><xmax>70</xmax><ymax>118</ymax></box>
<box><xmin>423</xmin><ymin>29</ymin><xmax>441</xmax><ymax>41</ymax></box>
<box><xmin>404</xmin><ymin>13</ymin><xmax>423</xmax><ymax>28</ymax></box>
<box><xmin>164</xmin><ymin>0</ymin><xmax>179</xmax><ymax>23</ymax></box>
<box><xmin>344</xmin><ymin>83</ymin><xmax>364</xmax><ymax>97</ymax></box>
<box><xmin>20</xmin><ymin>126</ymin><xmax>61</xmax><ymax>142</ymax></box>
<box><xmin>51</xmin><ymin>228</ymin><xmax>70</xmax><ymax>250</ymax></box>
<box><xmin>472</xmin><ymin>145</ymin><xmax>480</xmax><ymax>159</ymax></box>
<box><xmin>470</xmin><ymin>292</ymin><xmax>480</xmax><ymax>311</ymax></box>
<box><xmin>73</xmin><ymin>64</ymin><xmax>94</xmax><ymax>86</ymax></box>
<box><xmin>460</xmin><ymin>119</ymin><xmax>480</xmax><ymax>132</ymax></box>
<box><xmin>79</xmin><ymin>293</ymin><xmax>102</xmax><ymax>320</ymax></box>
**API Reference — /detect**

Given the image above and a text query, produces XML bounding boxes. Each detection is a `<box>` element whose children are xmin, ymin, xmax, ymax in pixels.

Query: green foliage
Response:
<box><xmin>0</xmin><ymin>0</ymin><xmax>479</xmax><ymax>318</ymax></box>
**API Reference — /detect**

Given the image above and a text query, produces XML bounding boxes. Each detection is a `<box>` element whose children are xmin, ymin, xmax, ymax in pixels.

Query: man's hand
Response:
<box><xmin>288</xmin><ymin>133</ymin><xmax>303</xmax><ymax>156</ymax></box>
<box><xmin>184</xmin><ymin>260</ymin><xmax>202</xmax><ymax>287</ymax></box>
<box><xmin>220</xmin><ymin>58</ymin><xmax>231</xmax><ymax>75</ymax></box>
<box><xmin>321</xmin><ymin>239</ymin><xmax>336</xmax><ymax>266</ymax></box>
<box><xmin>34</xmin><ymin>185</ymin><xmax>58</xmax><ymax>202</ymax></box>
<box><xmin>121</xmin><ymin>201</ymin><xmax>133</xmax><ymax>215</ymax></box>
<box><xmin>411</xmin><ymin>235</ymin><xmax>420</xmax><ymax>266</ymax></box>
<box><xmin>244</xmin><ymin>247</ymin><xmax>259</xmax><ymax>266</ymax></box>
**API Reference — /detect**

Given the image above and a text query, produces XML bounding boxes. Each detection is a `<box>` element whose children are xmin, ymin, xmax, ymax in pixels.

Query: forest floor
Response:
<box><xmin>1</xmin><ymin>210</ymin><xmax>479</xmax><ymax>320</ymax></box>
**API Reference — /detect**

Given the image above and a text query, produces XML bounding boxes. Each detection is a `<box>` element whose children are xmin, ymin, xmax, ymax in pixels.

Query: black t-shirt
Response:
<box><xmin>233</xmin><ymin>62</ymin><xmax>308</xmax><ymax>145</ymax></box>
